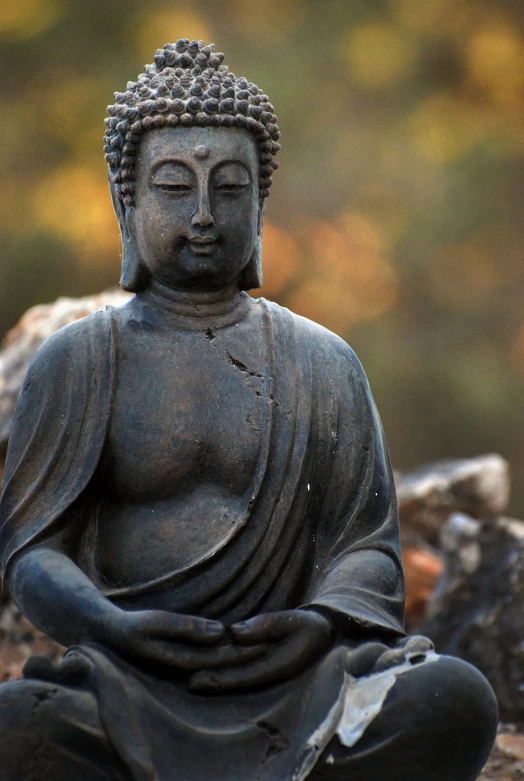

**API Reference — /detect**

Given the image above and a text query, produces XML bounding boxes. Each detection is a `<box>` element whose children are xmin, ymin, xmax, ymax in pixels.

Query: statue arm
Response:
<box><xmin>0</xmin><ymin>315</ymin><xmax>226</xmax><ymax>664</ymax></box>
<box><xmin>0</xmin><ymin>312</ymin><xmax>113</xmax><ymax>580</ymax></box>
<box><xmin>8</xmin><ymin>545</ymin><xmax>124</xmax><ymax>648</ymax></box>
<box><xmin>7</xmin><ymin>544</ymin><xmax>227</xmax><ymax>665</ymax></box>
<box><xmin>302</xmin><ymin>343</ymin><xmax>405</xmax><ymax>639</ymax></box>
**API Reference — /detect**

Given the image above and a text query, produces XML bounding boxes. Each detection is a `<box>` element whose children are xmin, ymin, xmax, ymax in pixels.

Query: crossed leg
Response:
<box><xmin>0</xmin><ymin>655</ymin><xmax>498</xmax><ymax>781</ymax></box>
<box><xmin>0</xmin><ymin>678</ymin><xmax>128</xmax><ymax>781</ymax></box>
<box><xmin>311</xmin><ymin>655</ymin><xmax>498</xmax><ymax>781</ymax></box>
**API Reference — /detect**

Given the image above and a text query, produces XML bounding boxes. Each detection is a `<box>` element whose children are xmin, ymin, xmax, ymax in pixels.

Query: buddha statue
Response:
<box><xmin>0</xmin><ymin>40</ymin><xmax>497</xmax><ymax>781</ymax></box>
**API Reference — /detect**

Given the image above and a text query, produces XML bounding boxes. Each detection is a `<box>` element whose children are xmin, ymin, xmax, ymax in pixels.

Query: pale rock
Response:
<box><xmin>0</xmin><ymin>290</ymin><xmax>131</xmax><ymax>455</ymax></box>
<box><xmin>395</xmin><ymin>455</ymin><xmax>511</xmax><ymax>545</ymax></box>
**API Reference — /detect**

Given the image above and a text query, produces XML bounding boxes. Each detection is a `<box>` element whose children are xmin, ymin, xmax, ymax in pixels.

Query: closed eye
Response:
<box><xmin>214</xmin><ymin>183</ymin><xmax>248</xmax><ymax>194</ymax></box>
<box><xmin>156</xmin><ymin>183</ymin><xmax>192</xmax><ymax>194</ymax></box>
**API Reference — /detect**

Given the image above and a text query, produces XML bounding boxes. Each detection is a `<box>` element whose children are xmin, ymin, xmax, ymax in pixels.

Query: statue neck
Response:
<box><xmin>148</xmin><ymin>279</ymin><xmax>241</xmax><ymax>316</ymax></box>
<box><xmin>138</xmin><ymin>279</ymin><xmax>252</xmax><ymax>330</ymax></box>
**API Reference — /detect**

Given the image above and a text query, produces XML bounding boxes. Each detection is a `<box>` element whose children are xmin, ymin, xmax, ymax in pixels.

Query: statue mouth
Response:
<box><xmin>187</xmin><ymin>236</ymin><xmax>219</xmax><ymax>255</ymax></box>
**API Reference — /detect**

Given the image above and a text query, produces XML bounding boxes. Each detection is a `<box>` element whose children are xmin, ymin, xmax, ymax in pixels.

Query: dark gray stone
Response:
<box><xmin>423</xmin><ymin>513</ymin><xmax>524</xmax><ymax>722</ymax></box>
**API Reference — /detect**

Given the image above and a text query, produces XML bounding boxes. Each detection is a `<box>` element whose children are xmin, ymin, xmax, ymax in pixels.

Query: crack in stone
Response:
<box><xmin>31</xmin><ymin>688</ymin><xmax>57</xmax><ymax>716</ymax></box>
<box><xmin>226</xmin><ymin>351</ymin><xmax>263</xmax><ymax>378</ymax></box>
<box><xmin>256</xmin><ymin>719</ymin><xmax>289</xmax><ymax>763</ymax></box>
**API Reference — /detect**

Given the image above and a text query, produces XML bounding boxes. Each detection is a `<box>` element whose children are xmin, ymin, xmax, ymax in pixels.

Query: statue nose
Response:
<box><xmin>191</xmin><ymin>210</ymin><xmax>214</xmax><ymax>228</ymax></box>
<box><xmin>191</xmin><ymin>197</ymin><xmax>214</xmax><ymax>228</ymax></box>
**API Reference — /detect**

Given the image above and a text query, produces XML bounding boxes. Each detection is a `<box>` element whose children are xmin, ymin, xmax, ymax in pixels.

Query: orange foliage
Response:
<box><xmin>0</xmin><ymin>0</ymin><xmax>65</xmax><ymax>40</ymax></box>
<box><xmin>128</xmin><ymin>9</ymin><xmax>213</xmax><ymax>64</ymax></box>
<box><xmin>466</xmin><ymin>22</ymin><xmax>524</xmax><ymax>106</ymax></box>
<box><xmin>403</xmin><ymin>546</ymin><xmax>443</xmax><ymax>628</ymax></box>
<box><xmin>287</xmin><ymin>214</ymin><xmax>397</xmax><ymax>334</ymax></box>
<box><xmin>428</xmin><ymin>242</ymin><xmax>500</xmax><ymax>309</ymax></box>
<box><xmin>229</xmin><ymin>0</ymin><xmax>305</xmax><ymax>39</ymax></box>
<box><xmin>342</xmin><ymin>22</ymin><xmax>416</xmax><ymax>89</ymax></box>
<box><xmin>32</xmin><ymin>165</ymin><xmax>119</xmax><ymax>264</ymax></box>
<box><xmin>511</xmin><ymin>324</ymin><xmax>524</xmax><ymax>376</ymax></box>
<box><xmin>257</xmin><ymin>222</ymin><xmax>300</xmax><ymax>299</ymax></box>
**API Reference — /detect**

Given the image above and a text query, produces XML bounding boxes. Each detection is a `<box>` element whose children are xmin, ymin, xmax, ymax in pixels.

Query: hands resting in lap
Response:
<box><xmin>101</xmin><ymin>608</ymin><xmax>433</xmax><ymax>693</ymax></box>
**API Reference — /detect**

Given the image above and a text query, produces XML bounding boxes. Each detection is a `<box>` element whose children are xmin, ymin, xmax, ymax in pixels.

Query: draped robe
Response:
<box><xmin>0</xmin><ymin>297</ymin><xmax>405</xmax><ymax>781</ymax></box>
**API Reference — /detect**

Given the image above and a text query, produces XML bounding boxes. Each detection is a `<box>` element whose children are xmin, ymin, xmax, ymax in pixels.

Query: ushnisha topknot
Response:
<box><xmin>104</xmin><ymin>39</ymin><xmax>281</xmax><ymax>207</ymax></box>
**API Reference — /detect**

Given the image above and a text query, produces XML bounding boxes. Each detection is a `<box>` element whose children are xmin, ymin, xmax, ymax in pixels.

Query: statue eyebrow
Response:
<box><xmin>212</xmin><ymin>161</ymin><xmax>251</xmax><ymax>183</ymax></box>
<box><xmin>212</xmin><ymin>160</ymin><xmax>251</xmax><ymax>177</ymax></box>
<box><xmin>150</xmin><ymin>157</ymin><xmax>252</xmax><ymax>181</ymax></box>
<box><xmin>150</xmin><ymin>158</ymin><xmax>191</xmax><ymax>174</ymax></box>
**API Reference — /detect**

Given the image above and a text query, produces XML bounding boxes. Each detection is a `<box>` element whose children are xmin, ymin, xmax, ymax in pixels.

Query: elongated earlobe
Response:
<box><xmin>239</xmin><ymin>204</ymin><xmax>264</xmax><ymax>291</ymax></box>
<box><xmin>120</xmin><ymin>235</ymin><xmax>150</xmax><ymax>292</ymax></box>
<box><xmin>238</xmin><ymin>236</ymin><xmax>263</xmax><ymax>290</ymax></box>
<box><xmin>119</xmin><ymin>203</ymin><xmax>150</xmax><ymax>292</ymax></box>
<box><xmin>108</xmin><ymin>178</ymin><xmax>150</xmax><ymax>293</ymax></box>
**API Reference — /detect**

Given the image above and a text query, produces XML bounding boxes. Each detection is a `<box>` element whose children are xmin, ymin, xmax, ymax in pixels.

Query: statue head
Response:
<box><xmin>104</xmin><ymin>39</ymin><xmax>280</xmax><ymax>293</ymax></box>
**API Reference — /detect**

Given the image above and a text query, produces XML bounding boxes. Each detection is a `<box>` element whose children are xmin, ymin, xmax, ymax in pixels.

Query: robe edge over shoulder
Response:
<box><xmin>0</xmin><ymin>310</ymin><xmax>115</xmax><ymax>583</ymax></box>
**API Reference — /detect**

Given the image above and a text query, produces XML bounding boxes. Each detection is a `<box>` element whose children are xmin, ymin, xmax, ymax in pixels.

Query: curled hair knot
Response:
<box><xmin>104</xmin><ymin>39</ymin><xmax>280</xmax><ymax>205</ymax></box>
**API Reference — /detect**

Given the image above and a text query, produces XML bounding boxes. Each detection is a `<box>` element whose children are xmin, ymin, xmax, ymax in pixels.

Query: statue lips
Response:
<box><xmin>187</xmin><ymin>235</ymin><xmax>219</xmax><ymax>256</ymax></box>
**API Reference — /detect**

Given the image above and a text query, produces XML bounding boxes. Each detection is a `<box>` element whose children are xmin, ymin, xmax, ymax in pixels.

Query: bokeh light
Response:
<box><xmin>0</xmin><ymin>0</ymin><xmax>66</xmax><ymax>40</ymax></box>
<box><xmin>342</xmin><ymin>22</ymin><xmax>416</xmax><ymax>89</ymax></box>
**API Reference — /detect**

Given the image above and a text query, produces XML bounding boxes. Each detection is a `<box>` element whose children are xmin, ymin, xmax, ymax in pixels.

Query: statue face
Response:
<box><xmin>128</xmin><ymin>125</ymin><xmax>260</xmax><ymax>291</ymax></box>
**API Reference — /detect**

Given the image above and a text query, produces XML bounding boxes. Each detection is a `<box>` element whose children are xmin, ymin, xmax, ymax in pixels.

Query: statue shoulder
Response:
<box><xmin>264</xmin><ymin>300</ymin><xmax>364</xmax><ymax>374</ymax></box>
<box><xmin>26</xmin><ymin>309</ymin><xmax>113</xmax><ymax>381</ymax></box>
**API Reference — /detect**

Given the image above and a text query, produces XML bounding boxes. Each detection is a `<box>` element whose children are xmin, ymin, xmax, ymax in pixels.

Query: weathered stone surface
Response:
<box><xmin>0</xmin><ymin>291</ymin><xmax>510</xmax><ymax>775</ymax></box>
<box><xmin>0</xmin><ymin>290</ymin><xmax>131</xmax><ymax>456</ymax></box>
<box><xmin>395</xmin><ymin>455</ymin><xmax>510</xmax><ymax>546</ymax></box>
<box><xmin>422</xmin><ymin>512</ymin><xmax>524</xmax><ymax>722</ymax></box>
<box><xmin>0</xmin><ymin>292</ymin><xmax>130</xmax><ymax>680</ymax></box>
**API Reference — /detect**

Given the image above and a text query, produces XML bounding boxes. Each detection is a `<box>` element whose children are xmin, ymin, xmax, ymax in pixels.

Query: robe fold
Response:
<box><xmin>0</xmin><ymin>297</ymin><xmax>405</xmax><ymax>781</ymax></box>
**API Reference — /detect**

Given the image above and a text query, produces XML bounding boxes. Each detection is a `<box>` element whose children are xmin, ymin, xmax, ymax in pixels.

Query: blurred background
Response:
<box><xmin>1</xmin><ymin>0</ymin><xmax>524</xmax><ymax>512</ymax></box>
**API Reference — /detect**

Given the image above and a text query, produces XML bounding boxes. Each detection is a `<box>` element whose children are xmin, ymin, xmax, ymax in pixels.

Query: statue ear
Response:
<box><xmin>108</xmin><ymin>176</ymin><xmax>150</xmax><ymax>293</ymax></box>
<box><xmin>120</xmin><ymin>207</ymin><xmax>150</xmax><ymax>292</ymax></box>
<box><xmin>238</xmin><ymin>236</ymin><xmax>263</xmax><ymax>291</ymax></box>
<box><xmin>238</xmin><ymin>204</ymin><xmax>264</xmax><ymax>291</ymax></box>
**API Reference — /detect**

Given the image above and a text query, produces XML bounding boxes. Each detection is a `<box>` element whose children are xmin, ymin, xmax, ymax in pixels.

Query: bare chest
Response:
<box><xmin>100</xmin><ymin>320</ymin><xmax>268</xmax><ymax>502</ymax></box>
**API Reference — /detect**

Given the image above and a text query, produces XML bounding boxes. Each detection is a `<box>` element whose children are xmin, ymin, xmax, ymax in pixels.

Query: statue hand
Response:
<box><xmin>189</xmin><ymin>609</ymin><xmax>334</xmax><ymax>693</ymax></box>
<box><xmin>105</xmin><ymin>609</ymin><xmax>228</xmax><ymax>672</ymax></box>
<box><xmin>104</xmin><ymin>610</ymin><xmax>270</xmax><ymax>674</ymax></box>
<box><xmin>369</xmin><ymin>635</ymin><xmax>435</xmax><ymax>674</ymax></box>
<box><xmin>345</xmin><ymin>635</ymin><xmax>435</xmax><ymax>679</ymax></box>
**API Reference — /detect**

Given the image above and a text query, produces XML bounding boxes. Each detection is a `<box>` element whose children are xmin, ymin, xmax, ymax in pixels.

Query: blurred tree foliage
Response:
<box><xmin>1</xmin><ymin>0</ymin><xmax>524</xmax><ymax>512</ymax></box>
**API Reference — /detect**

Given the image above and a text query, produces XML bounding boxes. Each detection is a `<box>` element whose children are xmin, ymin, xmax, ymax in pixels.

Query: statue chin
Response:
<box><xmin>152</xmin><ymin>247</ymin><xmax>229</xmax><ymax>290</ymax></box>
<box><xmin>0</xmin><ymin>37</ymin><xmax>498</xmax><ymax>781</ymax></box>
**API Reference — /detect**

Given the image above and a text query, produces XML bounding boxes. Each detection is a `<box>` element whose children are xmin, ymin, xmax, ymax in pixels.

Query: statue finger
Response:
<box><xmin>141</xmin><ymin>612</ymin><xmax>224</xmax><ymax>645</ymax></box>
<box><xmin>134</xmin><ymin>641</ymin><xmax>228</xmax><ymax>672</ymax></box>
<box><xmin>345</xmin><ymin>642</ymin><xmax>389</xmax><ymax>678</ymax></box>
<box><xmin>231</xmin><ymin>611</ymin><xmax>298</xmax><ymax>644</ymax></box>
<box><xmin>173</xmin><ymin>616</ymin><xmax>225</xmax><ymax>645</ymax></box>
<box><xmin>397</xmin><ymin>635</ymin><xmax>435</xmax><ymax>656</ymax></box>
<box><xmin>372</xmin><ymin>642</ymin><xmax>432</xmax><ymax>673</ymax></box>
<box><xmin>198</xmin><ymin>643</ymin><xmax>269</xmax><ymax>670</ymax></box>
